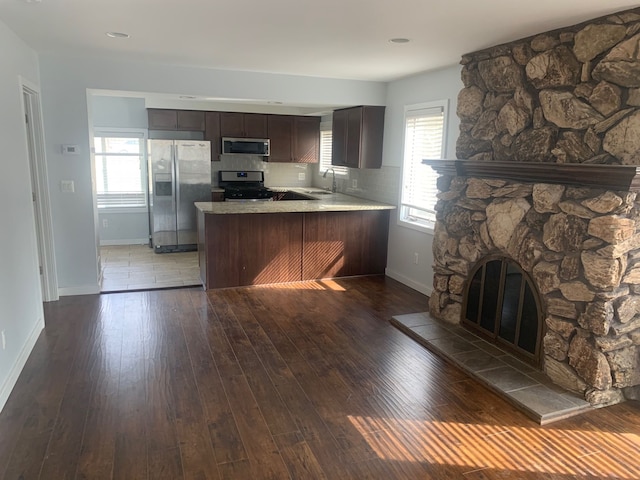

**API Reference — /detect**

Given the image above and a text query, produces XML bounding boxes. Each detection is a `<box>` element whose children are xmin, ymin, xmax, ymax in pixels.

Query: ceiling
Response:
<box><xmin>1</xmin><ymin>0</ymin><xmax>639</xmax><ymax>83</ymax></box>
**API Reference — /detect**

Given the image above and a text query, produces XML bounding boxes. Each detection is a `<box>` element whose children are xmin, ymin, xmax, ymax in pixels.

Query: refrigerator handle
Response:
<box><xmin>174</xmin><ymin>144</ymin><xmax>179</xmax><ymax>213</ymax></box>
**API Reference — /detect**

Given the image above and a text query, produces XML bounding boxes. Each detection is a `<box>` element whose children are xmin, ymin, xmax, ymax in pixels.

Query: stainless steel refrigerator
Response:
<box><xmin>148</xmin><ymin>140</ymin><xmax>211</xmax><ymax>252</ymax></box>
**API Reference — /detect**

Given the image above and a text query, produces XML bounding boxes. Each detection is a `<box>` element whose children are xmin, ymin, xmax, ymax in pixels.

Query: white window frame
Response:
<box><xmin>398</xmin><ymin>100</ymin><xmax>448</xmax><ymax>233</ymax></box>
<box><xmin>318</xmin><ymin>120</ymin><xmax>348</xmax><ymax>176</ymax></box>
<box><xmin>93</xmin><ymin>128</ymin><xmax>148</xmax><ymax>214</ymax></box>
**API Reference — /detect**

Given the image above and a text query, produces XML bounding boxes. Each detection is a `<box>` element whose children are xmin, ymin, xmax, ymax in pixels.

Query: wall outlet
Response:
<box><xmin>352</xmin><ymin>179</ymin><xmax>358</xmax><ymax>189</ymax></box>
<box><xmin>102</xmin><ymin>219</ymin><xmax>108</xmax><ymax>228</ymax></box>
<box><xmin>298</xmin><ymin>172</ymin><xmax>306</xmax><ymax>181</ymax></box>
<box><xmin>1</xmin><ymin>330</ymin><xmax>5</xmax><ymax>350</ymax></box>
<box><xmin>414</xmin><ymin>252</ymin><xmax>419</xmax><ymax>265</ymax></box>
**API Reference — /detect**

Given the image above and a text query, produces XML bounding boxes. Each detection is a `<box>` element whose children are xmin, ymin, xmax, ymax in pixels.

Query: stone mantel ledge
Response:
<box><xmin>423</xmin><ymin>160</ymin><xmax>640</xmax><ymax>192</ymax></box>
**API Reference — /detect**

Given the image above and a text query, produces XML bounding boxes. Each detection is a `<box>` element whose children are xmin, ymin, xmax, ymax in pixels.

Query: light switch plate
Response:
<box><xmin>298</xmin><ymin>172</ymin><xmax>305</xmax><ymax>181</ymax></box>
<box><xmin>60</xmin><ymin>180</ymin><xmax>75</xmax><ymax>193</ymax></box>
<box><xmin>62</xmin><ymin>144</ymin><xmax>80</xmax><ymax>155</ymax></box>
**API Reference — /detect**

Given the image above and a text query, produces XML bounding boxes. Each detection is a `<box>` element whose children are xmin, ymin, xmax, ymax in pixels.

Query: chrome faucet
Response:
<box><xmin>323</xmin><ymin>168</ymin><xmax>337</xmax><ymax>193</ymax></box>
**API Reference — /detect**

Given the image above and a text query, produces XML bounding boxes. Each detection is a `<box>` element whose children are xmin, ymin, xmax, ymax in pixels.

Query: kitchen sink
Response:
<box><xmin>271</xmin><ymin>191</ymin><xmax>318</xmax><ymax>201</ymax></box>
<box><xmin>303</xmin><ymin>190</ymin><xmax>332</xmax><ymax>195</ymax></box>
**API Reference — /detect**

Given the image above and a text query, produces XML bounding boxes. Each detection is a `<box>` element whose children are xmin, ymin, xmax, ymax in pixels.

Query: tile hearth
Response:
<box><xmin>391</xmin><ymin>312</ymin><xmax>591</xmax><ymax>425</ymax></box>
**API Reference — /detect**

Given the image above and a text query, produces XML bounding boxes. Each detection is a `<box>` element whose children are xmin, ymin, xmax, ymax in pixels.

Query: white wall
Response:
<box><xmin>383</xmin><ymin>65</ymin><xmax>462</xmax><ymax>295</ymax></box>
<box><xmin>0</xmin><ymin>20</ymin><xmax>46</xmax><ymax>411</ymax></box>
<box><xmin>38</xmin><ymin>54</ymin><xmax>387</xmax><ymax>294</ymax></box>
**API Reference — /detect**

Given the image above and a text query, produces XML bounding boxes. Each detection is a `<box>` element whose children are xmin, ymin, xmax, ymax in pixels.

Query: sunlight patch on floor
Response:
<box><xmin>349</xmin><ymin>415</ymin><xmax>640</xmax><ymax>478</ymax></box>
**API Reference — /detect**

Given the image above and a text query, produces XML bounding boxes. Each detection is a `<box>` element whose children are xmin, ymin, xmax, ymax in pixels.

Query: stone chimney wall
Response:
<box><xmin>456</xmin><ymin>8</ymin><xmax>640</xmax><ymax>165</ymax></box>
<box><xmin>430</xmin><ymin>7</ymin><xmax>640</xmax><ymax>407</ymax></box>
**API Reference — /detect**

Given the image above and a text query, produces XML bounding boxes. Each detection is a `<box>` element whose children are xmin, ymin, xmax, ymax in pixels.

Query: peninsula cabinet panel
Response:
<box><xmin>302</xmin><ymin>210</ymin><xmax>389</xmax><ymax>280</ymax></box>
<box><xmin>201</xmin><ymin>213</ymin><xmax>303</xmax><ymax>289</ymax></box>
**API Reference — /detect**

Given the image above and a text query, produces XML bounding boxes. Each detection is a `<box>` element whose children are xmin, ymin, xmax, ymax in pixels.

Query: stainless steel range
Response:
<box><xmin>218</xmin><ymin>170</ymin><xmax>274</xmax><ymax>201</ymax></box>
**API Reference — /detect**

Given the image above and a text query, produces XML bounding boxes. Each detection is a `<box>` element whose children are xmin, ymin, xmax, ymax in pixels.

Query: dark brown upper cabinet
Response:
<box><xmin>204</xmin><ymin>112</ymin><xmax>221</xmax><ymax>162</ymax></box>
<box><xmin>267</xmin><ymin>115</ymin><xmax>293</xmax><ymax>162</ymax></box>
<box><xmin>293</xmin><ymin>116</ymin><xmax>320</xmax><ymax>164</ymax></box>
<box><xmin>147</xmin><ymin>109</ymin><xmax>205</xmax><ymax>131</ymax></box>
<box><xmin>219</xmin><ymin>112</ymin><xmax>268</xmax><ymax>138</ymax></box>
<box><xmin>332</xmin><ymin>106</ymin><xmax>385</xmax><ymax>169</ymax></box>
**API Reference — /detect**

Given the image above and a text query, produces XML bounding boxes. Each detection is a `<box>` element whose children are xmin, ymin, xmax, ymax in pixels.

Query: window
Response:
<box><xmin>399</xmin><ymin>101</ymin><xmax>447</xmax><ymax>231</ymax></box>
<box><xmin>318</xmin><ymin>122</ymin><xmax>348</xmax><ymax>176</ymax></box>
<box><xmin>94</xmin><ymin>131</ymin><xmax>147</xmax><ymax>209</ymax></box>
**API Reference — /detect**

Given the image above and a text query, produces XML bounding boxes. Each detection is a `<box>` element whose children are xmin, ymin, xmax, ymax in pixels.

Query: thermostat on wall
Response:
<box><xmin>62</xmin><ymin>144</ymin><xmax>80</xmax><ymax>155</ymax></box>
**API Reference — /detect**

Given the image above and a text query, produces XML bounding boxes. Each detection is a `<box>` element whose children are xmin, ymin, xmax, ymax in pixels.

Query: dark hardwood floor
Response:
<box><xmin>1</xmin><ymin>276</ymin><xmax>639</xmax><ymax>479</ymax></box>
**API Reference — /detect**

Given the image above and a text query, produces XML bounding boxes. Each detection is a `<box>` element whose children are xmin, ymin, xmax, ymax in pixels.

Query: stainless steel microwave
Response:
<box><xmin>221</xmin><ymin>137</ymin><xmax>270</xmax><ymax>156</ymax></box>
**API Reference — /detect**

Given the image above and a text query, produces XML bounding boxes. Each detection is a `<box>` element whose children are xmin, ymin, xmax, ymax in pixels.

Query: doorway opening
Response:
<box><xmin>462</xmin><ymin>256</ymin><xmax>543</xmax><ymax>367</ymax></box>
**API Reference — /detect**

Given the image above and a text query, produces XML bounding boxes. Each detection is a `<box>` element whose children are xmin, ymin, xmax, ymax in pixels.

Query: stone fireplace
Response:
<box><xmin>426</xmin><ymin>7</ymin><xmax>640</xmax><ymax>408</ymax></box>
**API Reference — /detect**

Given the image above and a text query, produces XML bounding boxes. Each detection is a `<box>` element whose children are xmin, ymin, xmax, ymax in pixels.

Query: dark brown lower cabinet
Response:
<box><xmin>198</xmin><ymin>209</ymin><xmax>389</xmax><ymax>289</ymax></box>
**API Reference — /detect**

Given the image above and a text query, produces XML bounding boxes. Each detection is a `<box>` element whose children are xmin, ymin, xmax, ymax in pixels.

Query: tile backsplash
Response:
<box><xmin>212</xmin><ymin>155</ymin><xmax>400</xmax><ymax>207</ymax></box>
<box><xmin>212</xmin><ymin>155</ymin><xmax>312</xmax><ymax>187</ymax></box>
<box><xmin>312</xmin><ymin>165</ymin><xmax>400</xmax><ymax>205</ymax></box>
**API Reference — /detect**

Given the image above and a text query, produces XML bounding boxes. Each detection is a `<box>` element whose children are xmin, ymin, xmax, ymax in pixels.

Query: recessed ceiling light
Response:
<box><xmin>179</xmin><ymin>95</ymin><xmax>197</xmax><ymax>99</ymax></box>
<box><xmin>106</xmin><ymin>32</ymin><xmax>130</xmax><ymax>39</ymax></box>
<box><xmin>267</xmin><ymin>101</ymin><xmax>283</xmax><ymax>105</ymax></box>
<box><xmin>389</xmin><ymin>38</ymin><xmax>410</xmax><ymax>44</ymax></box>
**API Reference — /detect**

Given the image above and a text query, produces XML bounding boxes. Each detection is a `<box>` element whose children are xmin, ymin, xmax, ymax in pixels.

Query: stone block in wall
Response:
<box><xmin>592</xmin><ymin>33</ymin><xmax>640</xmax><ymax>88</ymax></box>
<box><xmin>486</xmin><ymin>198</ymin><xmax>530</xmax><ymax>249</ymax></box>
<box><xmin>526</xmin><ymin>46</ymin><xmax>580</xmax><ymax>89</ymax></box>
<box><xmin>588</xmin><ymin>216</ymin><xmax>635</xmax><ymax>244</ymax></box>
<box><xmin>578</xmin><ymin>301</ymin><xmax>613</xmax><ymax>335</ymax></box>
<box><xmin>607</xmin><ymin>346</ymin><xmax>640</xmax><ymax>387</ymax></box>
<box><xmin>595</xmin><ymin>335</ymin><xmax>633</xmax><ymax>353</ymax></box>
<box><xmin>546</xmin><ymin>315</ymin><xmax>578</xmax><ymax>340</ymax></box>
<box><xmin>547</xmin><ymin>297</ymin><xmax>579</xmax><ymax>319</ymax></box>
<box><xmin>532</xmin><ymin>261</ymin><xmax>560</xmax><ymax>294</ymax></box>
<box><xmin>611</xmin><ymin>316</ymin><xmax>640</xmax><ymax>336</ymax></box>
<box><xmin>615</xmin><ymin>295</ymin><xmax>640</xmax><ymax>323</ymax></box>
<box><xmin>586</xmin><ymin>387</ymin><xmax>625</xmax><ymax>406</ymax></box>
<box><xmin>603</xmin><ymin>110</ymin><xmax>640</xmax><ymax>164</ymax></box>
<box><xmin>539</xmin><ymin>90</ymin><xmax>604</xmax><ymax>129</ymax></box>
<box><xmin>544</xmin><ymin>331</ymin><xmax>570</xmax><ymax>361</ymax></box>
<box><xmin>513</xmin><ymin>127</ymin><xmax>557</xmax><ymax>162</ymax></box>
<box><xmin>543</xmin><ymin>213</ymin><xmax>588</xmax><ymax>253</ymax></box>
<box><xmin>552</xmin><ymin>132</ymin><xmax>596</xmax><ymax>163</ymax></box>
<box><xmin>581</xmin><ymin>250</ymin><xmax>625</xmax><ymax>290</ymax></box>
<box><xmin>559</xmin><ymin>281</ymin><xmax>595</xmax><ymax>302</ymax></box>
<box><xmin>589</xmin><ymin>81</ymin><xmax>622</xmax><ymax>116</ymax></box>
<box><xmin>457</xmin><ymin>86</ymin><xmax>485</xmax><ymax>122</ymax></box>
<box><xmin>560</xmin><ymin>255</ymin><xmax>581</xmax><ymax>280</ymax></box>
<box><xmin>533</xmin><ymin>184</ymin><xmax>564</xmax><ymax>213</ymax></box>
<box><xmin>573</xmin><ymin>24</ymin><xmax>627</xmax><ymax>62</ymax></box>
<box><xmin>582</xmin><ymin>191</ymin><xmax>624</xmax><ymax>214</ymax></box>
<box><xmin>544</xmin><ymin>357</ymin><xmax>587</xmax><ymax>394</ymax></box>
<box><xmin>478</xmin><ymin>56</ymin><xmax>523</xmax><ymax>93</ymax></box>
<box><xmin>568</xmin><ymin>336</ymin><xmax>613</xmax><ymax>390</ymax></box>
<box><xmin>440</xmin><ymin>302</ymin><xmax>462</xmax><ymax>325</ymax></box>
<box><xmin>558</xmin><ymin>201</ymin><xmax>597</xmax><ymax>219</ymax></box>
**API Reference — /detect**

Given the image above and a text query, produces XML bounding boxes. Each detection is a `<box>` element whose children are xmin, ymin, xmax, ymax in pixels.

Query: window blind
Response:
<box><xmin>94</xmin><ymin>135</ymin><xmax>147</xmax><ymax>208</ymax></box>
<box><xmin>319</xmin><ymin>129</ymin><xmax>348</xmax><ymax>176</ymax></box>
<box><xmin>400</xmin><ymin>105</ymin><xmax>445</xmax><ymax>226</ymax></box>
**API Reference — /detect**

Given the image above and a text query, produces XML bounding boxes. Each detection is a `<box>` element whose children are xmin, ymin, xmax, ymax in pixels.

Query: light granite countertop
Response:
<box><xmin>196</xmin><ymin>188</ymin><xmax>396</xmax><ymax>214</ymax></box>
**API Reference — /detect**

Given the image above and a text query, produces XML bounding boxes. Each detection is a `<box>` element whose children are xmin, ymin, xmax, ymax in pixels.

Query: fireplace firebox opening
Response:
<box><xmin>463</xmin><ymin>256</ymin><xmax>543</xmax><ymax>367</ymax></box>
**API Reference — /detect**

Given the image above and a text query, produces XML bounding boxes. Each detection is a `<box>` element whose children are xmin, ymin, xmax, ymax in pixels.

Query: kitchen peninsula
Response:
<box><xmin>196</xmin><ymin>191</ymin><xmax>395</xmax><ymax>289</ymax></box>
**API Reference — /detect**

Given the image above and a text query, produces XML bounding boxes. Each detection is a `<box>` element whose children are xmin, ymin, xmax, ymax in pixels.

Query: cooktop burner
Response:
<box><xmin>219</xmin><ymin>170</ymin><xmax>274</xmax><ymax>200</ymax></box>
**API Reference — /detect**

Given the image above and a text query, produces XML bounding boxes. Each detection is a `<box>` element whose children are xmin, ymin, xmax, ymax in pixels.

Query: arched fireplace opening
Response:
<box><xmin>463</xmin><ymin>256</ymin><xmax>544</xmax><ymax>367</ymax></box>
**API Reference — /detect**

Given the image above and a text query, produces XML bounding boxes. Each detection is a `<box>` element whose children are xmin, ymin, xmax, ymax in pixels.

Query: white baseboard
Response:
<box><xmin>385</xmin><ymin>268</ymin><xmax>433</xmax><ymax>297</ymax></box>
<box><xmin>100</xmin><ymin>238</ymin><xmax>148</xmax><ymax>246</ymax></box>
<box><xmin>0</xmin><ymin>317</ymin><xmax>45</xmax><ymax>414</ymax></box>
<box><xmin>58</xmin><ymin>284</ymin><xmax>101</xmax><ymax>296</ymax></box>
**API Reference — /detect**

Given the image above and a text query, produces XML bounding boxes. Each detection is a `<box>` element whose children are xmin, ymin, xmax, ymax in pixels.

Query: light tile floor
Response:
<box><xmin>391</xmin><ymin>312</ymin><xmax>592</xmax><ymax>425</ymax></box>
<box><xmin>100</xmin><ymin>244</ymin><xmax>201</xmax><ymax>292</ymax></box>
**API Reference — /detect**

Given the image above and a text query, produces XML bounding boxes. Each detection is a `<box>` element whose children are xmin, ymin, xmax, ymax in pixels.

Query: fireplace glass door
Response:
<box><xmin>463</xmin><ymin>257</ymin><xmax>543</xmax><ymax>366</ymax></box>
